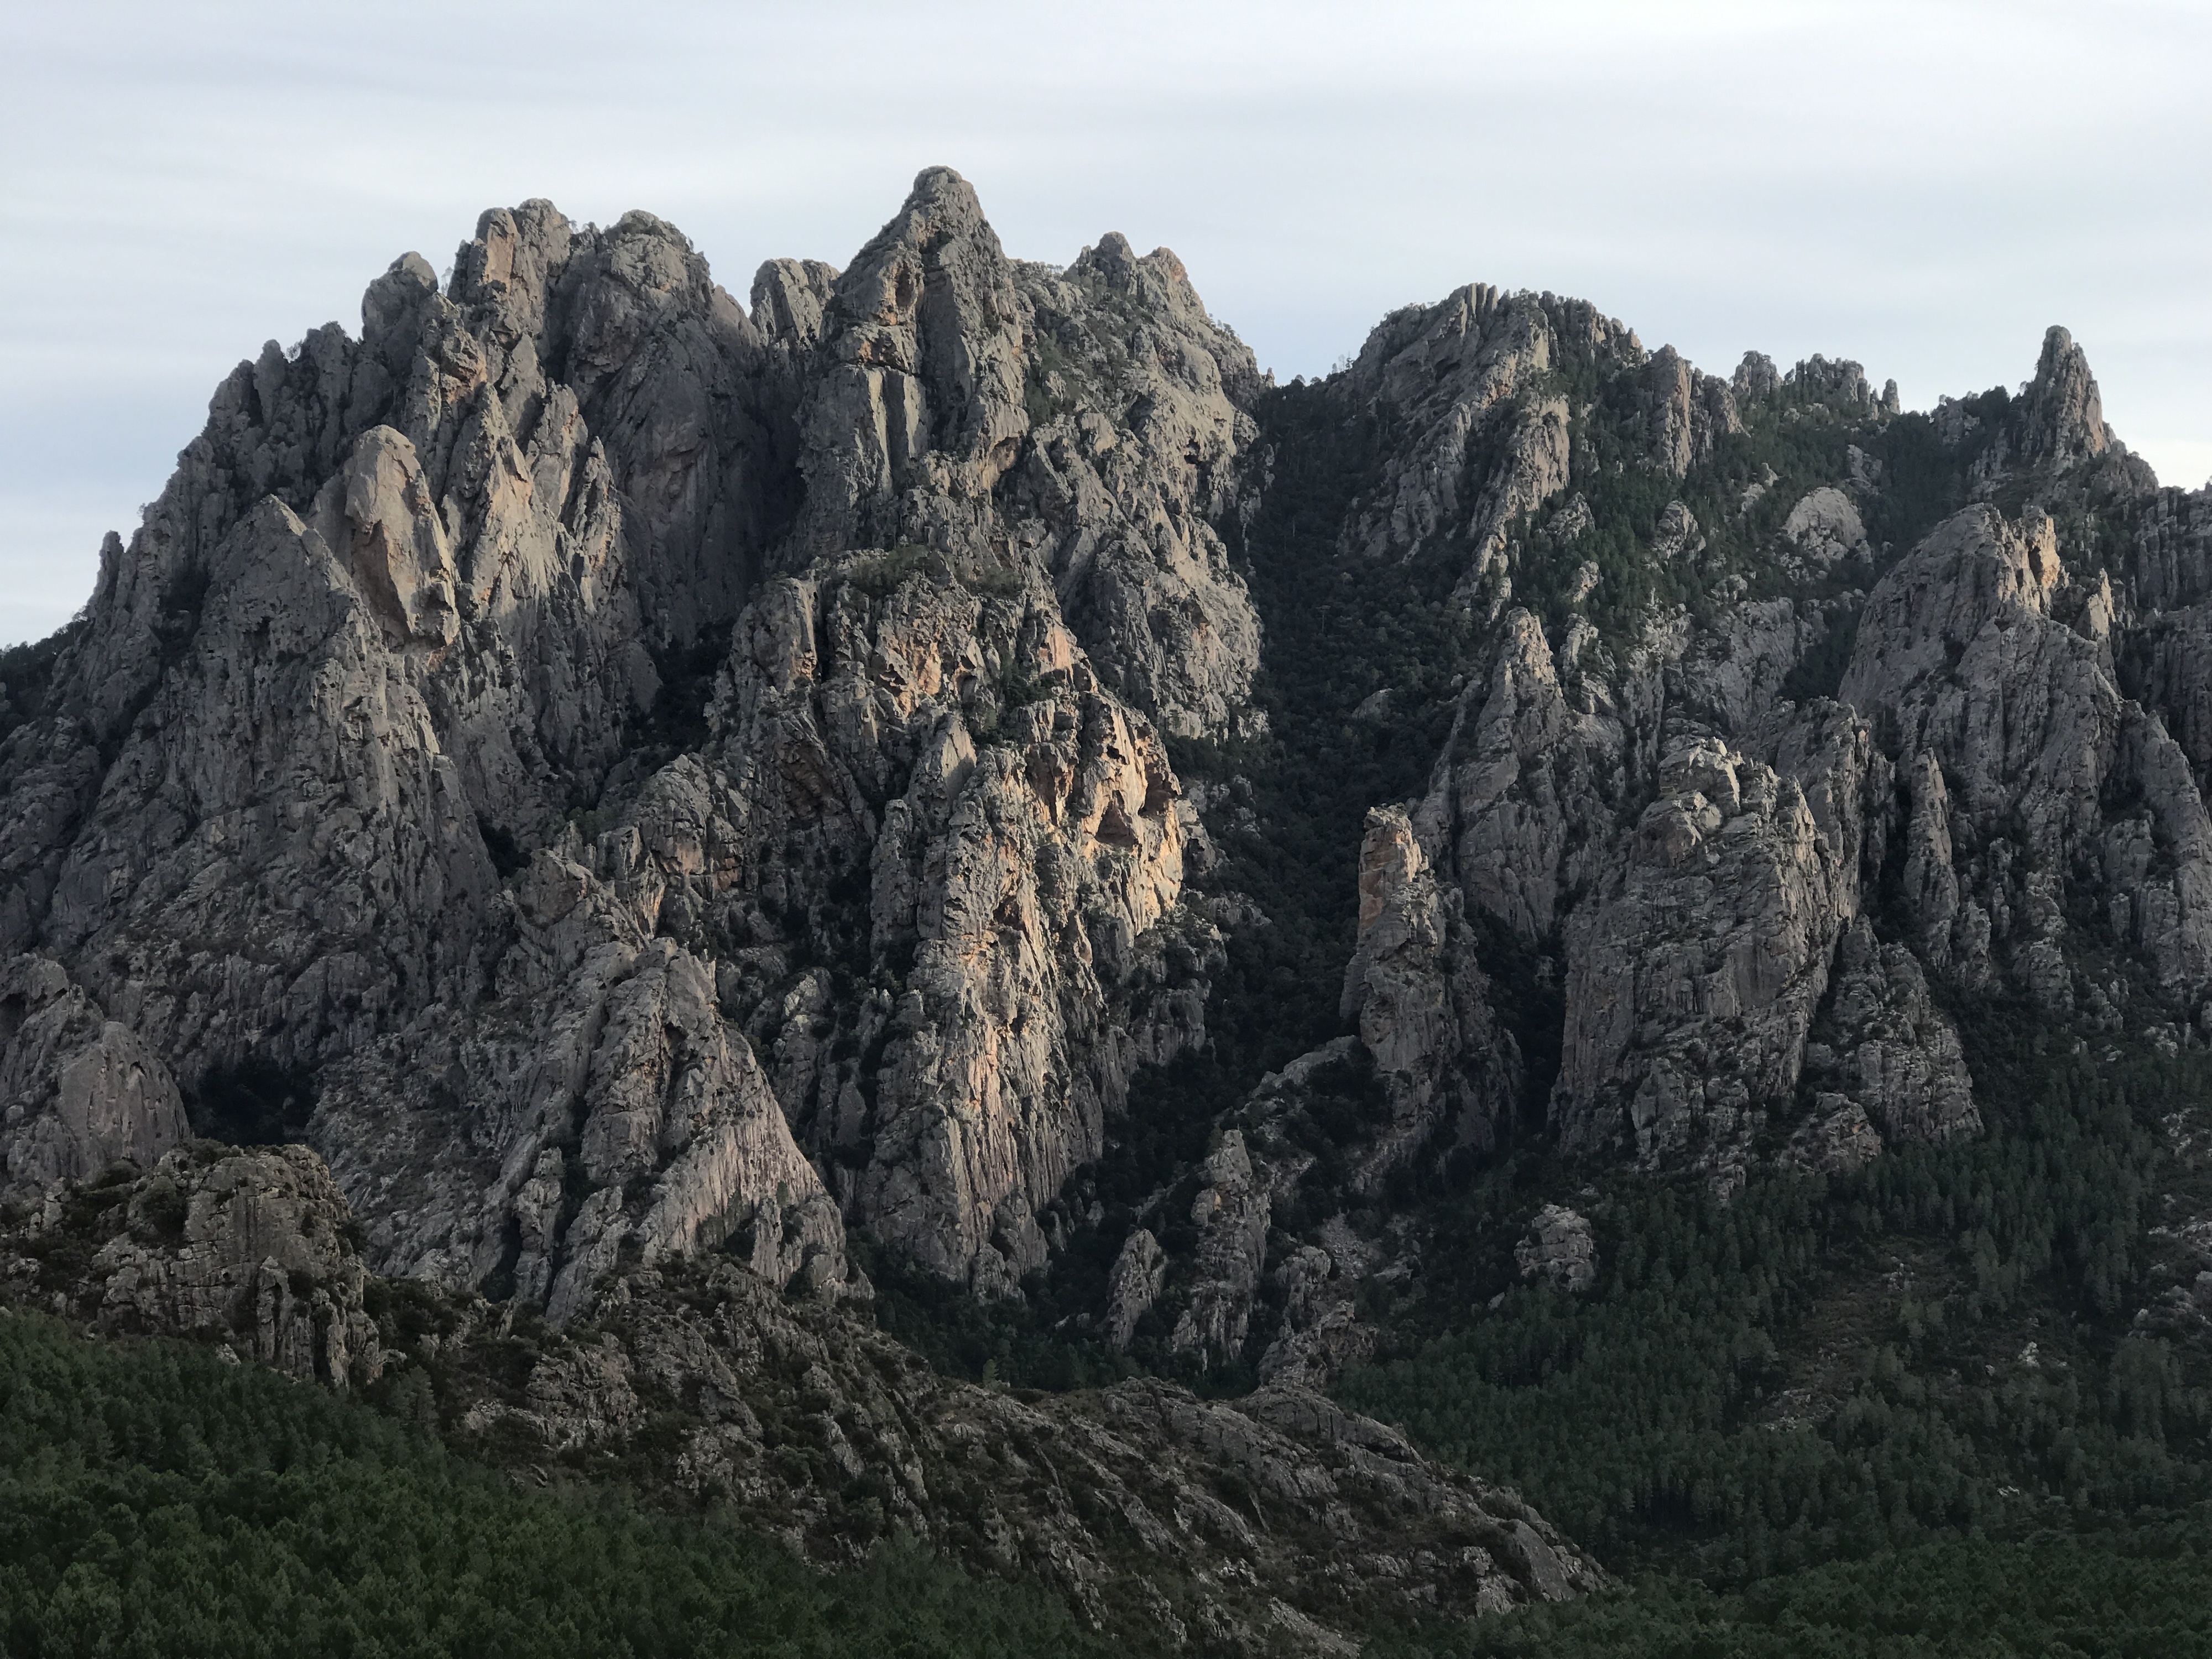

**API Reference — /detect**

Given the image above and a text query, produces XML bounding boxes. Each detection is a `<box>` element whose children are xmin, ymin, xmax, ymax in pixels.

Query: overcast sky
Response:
<box><xmin>3</xmin><ymin>0</ymin><xmax>2208</xmax><ymax>644</ymax></box>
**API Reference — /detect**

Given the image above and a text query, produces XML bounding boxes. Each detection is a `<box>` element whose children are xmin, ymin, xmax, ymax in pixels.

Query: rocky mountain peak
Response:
<box><xmin>1643</xmin><ymin>344</ymin><xmax>1742</xmax><ymax>478</ymax></box>
<box><xmin>16</xmin><ymin>173</ymin><xmax>2212</xmax><ymax>1652</ymax></box>
<box><xmin>450</xmin><ymin>197</ymin><xmax>578</xmax><ymax>348</ymax></box>
<box><xmin>794</xmin><ymin>165</ymin><xmax>1030</xmax><ymax>555</ymax></box>
<box><xmin>1077</xmin><ymin>228</ymin><xmax>1142</xmax><ymax>279</ymax></box>
<box><xmin>2016</xmin><ymin>322</ymin><xmax>2110</xmax><ymax>467</ymax></box>
<box><xmin>750</xmin><ymin>256</ymin><xmax>840</xmax><ymax>349</ymax></box>
<box><xmin>1732</xmin><ymin>350</ymin><xmax>1782</xmax><ymax>398</ymax></box>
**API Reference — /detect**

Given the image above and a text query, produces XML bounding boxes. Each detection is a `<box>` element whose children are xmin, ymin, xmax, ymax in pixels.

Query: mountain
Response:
<box><xmin>6</xmin><ymin>166</ymin><xmax>2212</xmax><ymax>1653</ymax></box>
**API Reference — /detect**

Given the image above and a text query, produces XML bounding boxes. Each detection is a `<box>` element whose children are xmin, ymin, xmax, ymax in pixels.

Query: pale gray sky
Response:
<box><xmin>4</xmin><ymin>0</ymin><xmax>2208</xmax><ymax>644</ymax></box>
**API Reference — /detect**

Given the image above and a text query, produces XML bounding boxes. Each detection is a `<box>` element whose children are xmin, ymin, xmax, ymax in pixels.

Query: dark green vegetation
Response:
<box><xmin>1342</xmin><ymin>1016</ymin><xmax>2212</xmax><ymax>1649</ymax></box>
<box><xmin>1342</xmin><ymin>1022</ymin><xmax>2212</xmax><ymax>1570</ymax></box>
<box><xmin>181</xmin><ymin>1056</ymin><xmax>319</xmax><ymax>1149</ymax></box>
<box><xmin>0</xmin><ymin>1308</ymin><xmax>1112</xmax><ymax>1659</ymax></box>
<box><xmin>854</xmin><ymin>1234</ymin><xmax>1142</xmax><ymax>1394</ymax></box>
<box><xmin>1385</xmin><ymin>1527</ymin><xmax>2212</xmax><ymax>1657</ymax></box>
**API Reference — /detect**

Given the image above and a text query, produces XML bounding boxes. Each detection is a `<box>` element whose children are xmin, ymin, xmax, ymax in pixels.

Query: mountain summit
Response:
<box><xmin>7</xmin><ymin>168</ymin><xmax>2212</xmax><ymax>1650</ymax></box>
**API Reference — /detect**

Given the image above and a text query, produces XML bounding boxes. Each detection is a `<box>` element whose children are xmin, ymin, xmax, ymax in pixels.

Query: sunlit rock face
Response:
<box><xmin>13</xmin><ymin>157</ymin><xmax>2212</xmax><ymax>1370</ymax></box>
<box><xmin>0</xmin><ymin>168</ymin><xmax>1262</xmax><ymax>1311</ymax></box>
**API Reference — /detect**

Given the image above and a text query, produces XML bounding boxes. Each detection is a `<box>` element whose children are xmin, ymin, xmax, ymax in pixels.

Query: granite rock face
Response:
<box><xmin>1335</xmin><ymin>286</ymin><xmax>1636</xmax><ymax>589</ymax></box>
<box><xmin>0</xmin><ymin>168</ymin><xmax>1261</xmax><ymax>1313</ymax></box>
<box><xmin>1008</xmin><ymin>231</ymin><xmax>1267</xmax><ymax>738</ymax></box>
<box><xmin>1104</xmin><ymin>1224</ymin><xmax>1167</xmax><ymax>1349</ymax></box>
<box><xmin>1339</xmin><ymin>805</ymin><xmax>1519</xmax><ymax>1165</ymax></box>
<box><xmin>2014</xmin><ymin>325</ymin><xmax>2112</xmax><ymax>469</ymax></box>
<box><xmin>1783</xmin><ymin>486</ymin><xmax>1870</xmax><ymax>571</ymax></box>
<box><xmin>1459</xmin><ymin>322</ymin><xmax>2212</xmax><ymax>1188</ymax></box>
<box><xmin>1551</xmin><ymin>733</ymin><xmax>1875</xmax><ymax>1183</ymax></box>
<box><xmin>1641</xmin><ymin>345</ymin><xmax>1743</xmax><ymax>479</ymax></box>
<box><xmin>1</xmin><ymin>954</ymin><xmax>186</xmax><ymax>1199</ymax></box>
<box><xmin>604</xmin><ymin>554</ymin><xmax>1205</xmax><ymax>1292</ymax></box>
<box><xmin>1843</xmin><ymin>504</ymin><xmax>2212</xmax><ymax>1010</ymax></box>
<box><xmin>7</xmin><ymin>1143</ymin><xmax>382</xmax><ymax>1386</ymax></box>
<box><xmin>1420</xmin><ymin>608</ymin><xmax>1625</xmax><ymax>947</ymax></box>
<box><xmin>1516</xmin><ymin>1204</ymin><xmax>1597</xmax><ymax>1293</ymax></box>
<box><xmin>0</xmin><ymin>201</ymin><xmax>744</xmax><ymax>1279</ymax></box>
<box><xmin>17</xmin><ymin>184</ymin><xmax>2178</xmax><ymax>1324</ymax></box>
<box><xmin>309</xmin><ymin>841</ymin><xmax>851</xmax><ymax>1321</ymax></box>
<box><xmin>1169</xmin><ymin>1129</ymin><xmax>1273</xmax><ymax>1363</ymax></box>
<box><xmin>1314</xmin><ymin>316</ymin><xmax>2212</xmax><ymax>1197</ymax></box>
<box><xmin>25</xmin><ymin>166</ymin><xmax>2212</xmax><ymax>1632</ymax></box>
<box><xmin>784</xmin><ymin>169</ymin><xmax>1263</xmax><ymax>738</ymax></box>
<box><xmin>1452</xmin><ymin>461</ymin><xmax>2212</xmax><ymax>1186</ymax></box>
<box><xmin>1793</xmin><ymin>918</ymin><xmax>1980</xmax><ymax>1170</ymax></box>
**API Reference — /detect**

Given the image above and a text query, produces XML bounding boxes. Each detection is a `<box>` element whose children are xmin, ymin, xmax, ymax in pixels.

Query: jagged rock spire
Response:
<box><xmin>2016</xmin><ymin>324</ymin><xmax>2110</xmax><ymax>467</ymax></box>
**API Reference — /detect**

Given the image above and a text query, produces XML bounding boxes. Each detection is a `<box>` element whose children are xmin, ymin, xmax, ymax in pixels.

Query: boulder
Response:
<box><xmin>1515</xmin><ymin>1205</ymin><xmax>1597</xmax><ymax>1293</ymax></box>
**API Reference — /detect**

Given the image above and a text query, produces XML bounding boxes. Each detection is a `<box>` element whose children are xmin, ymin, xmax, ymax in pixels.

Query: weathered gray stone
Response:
<box><xmin>1782</xmin><ymin>486</ymin><xmax>1869</xmax><ymax>570</ymax></box>
<box><xmin>1515</xmin><ymin>1204</ymin><xmax>1597</xmax><ymax>1293</ymax></box>
<box><xmin>2015</xmin><ymin>325</ymin><xmax>2111</xmax><ymax>469</ymax></box>
<box><xmin>1643</xmin><ymin>346</ymin><xmax>1741</xmax><ymax>479</ymax></box>
<box><xmin>1105</xmin><ymin>1225</ymin><xmax>1167</xmax><ymax>1349</ymax></box>
<box><xmin>1799</xmin><ymin>918</ymin><xmax>1980</xmax><ymax>1151</ymax></box>
<box><xmin>1339</xmin><ymin>805</ymin><xmax>1517</xmax><ymax>1164</ymax></box>
<box><xmin>1551</xmin><ymin>732</ymin><xmax>1872</xmax><ymax>1185</ymax></box>
<box><xmin>10</xmin><ymin>1142</ymin><xmax>382</xmax><ymax>1387</ymax></box>
<box><xmin>0</xmin><ymin>169</ymin><xmax>1267</xmax><ymax>1313</ymax></box>
<box><xmin>1</xmin><ymin>954</ymin><xmax>186</xmax><ymax>1198</ymax></box>
<box><xmin>1171</xmin><ymin>1130</ymin><xmax>1271</xmax><ymax>1366</ymax></box>
<box><xmin>1337</xmin><ymin>286</ymin><xmax>1590</xmax><ymax>589</ymax></box>
<box><xmin>1844</xmin><ymin>504</ymin><xmax>2212</xmax><ymax>1005</ymax></box>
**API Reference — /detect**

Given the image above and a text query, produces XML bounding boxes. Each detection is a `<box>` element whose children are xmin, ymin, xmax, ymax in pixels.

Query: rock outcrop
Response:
<box><xmin>0</xmin><ymin>201</ymin><xmax>742</xmax><ymax>1283</ymax></box>
<box><xmin>1104</xmin><ymin>1224</ymin><xmax>1167</xmax><ymax>1349</ymax></box>
<box><xmin>1421</xmin><ymin>608</ymin><xmax>1625</xmax><ymax>947</ymax></box>
<box><xmin>1516</xmin><ymin>1204</ymin><xmax>1597</xmax><ymax>1293</ymax></box>
<box><xmin>6</xmin><ymin>1142</ymin><xmax>381</xmax><ymax>1386</ymax></box>
<box><xmin>1843</xmin><ymin>504</ymin><xmax>2212</xmax><ymax>1009</ymax></box>
<box><xmin>0</xmin><ymin>168</ymin><xmax>1264</xmax><ymax>1313</ymax></box>
<box><xmin>594</xmin><ymin>554</ymin><xmax>1204</xmax><ymax>1292</ymax></box>
<box><xmin>1642</xmin><ymin>345</ymin><xmax>1742</xmax><ymax>479</ymax></box>
<box><xmin>1</xmin><ymin>954</ymin><xmax>186</xmax><ymax>1198</ymax></box>
<box><xmin>1337</xmin><ymin>286</ymin><xmax>1603</xmax><ymax>585</ymax></box>
<box><xmin>2014</xmin><ymin>325</ymin><xmax>2111</xmax><ymax>469</ymax></box>
<box><xmin>1783</xmin><ymin>486</ymin><xmax>1870</xmax><ymax>571</ymax></box>
<box><xmin>783</xmin><ymin>169</ymin><xmax>1263</xmax><ymax>738</ymax></box>
<box><xmin>1793</xmin><ymin>918</ymin><xmax>1980</xmax><ymax>1170</ymax></box>
<box><xmin>1338</xmin><ymin>806</ymin><xmax>1519</xmax><ymax>1166</ymax></box>
<box><xmin>1009</xmin><ymin>232</ymin><xmax>1266</xmax><ymax>737</ymax></box>
<box><xmin>1</xmin><ymin>1147</ymin><xmax>1603</xmax><ymax>1654</ymax></box>
<box><xmin>1551</xmin><ymin>735</ymin><xmax>1870</xmax><ymax>1183</ymax></box>
<box><xmin>1363</xmin><ymin>324</ymin><xmax>2202</xmax><ymax>1188</ymax></box>
<box><xmin>1170</xmin><ymin>1130</ymin><xmax>1273</xmax><ymax>1363</ymax></box>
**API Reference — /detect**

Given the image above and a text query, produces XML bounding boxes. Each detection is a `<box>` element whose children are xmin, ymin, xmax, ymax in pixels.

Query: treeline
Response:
<box><xmin>0</xmin><ymin>1308</ymin><xmax>1113</xmax><ymax>1659</ymax></box>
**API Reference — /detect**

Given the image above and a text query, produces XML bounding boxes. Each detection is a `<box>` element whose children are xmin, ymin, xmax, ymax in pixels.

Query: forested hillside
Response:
<box><xmin>0</xmin><ymin>1307</ymin><xmax>1113</xmax><ymax>1658</ymax></box>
